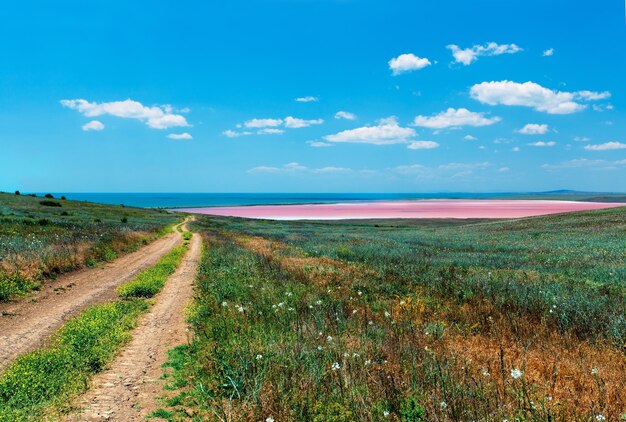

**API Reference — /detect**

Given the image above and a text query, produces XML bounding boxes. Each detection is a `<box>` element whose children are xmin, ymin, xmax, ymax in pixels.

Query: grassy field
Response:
<box><xmin>0</xmin><ymin>192</ymin><xmax>179</xmax><ymax>300</ymax></box>
<box><xmin>154</xmin><ymin>207</ymin><xmax>625</xmax><ymax>421</ymax></box>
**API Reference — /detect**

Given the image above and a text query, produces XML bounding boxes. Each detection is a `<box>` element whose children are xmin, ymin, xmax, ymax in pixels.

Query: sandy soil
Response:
<box><xmin>0</xmin><ymin>224</ymin><xmax>183</xmax><ymax>371</ymax></box>
<box><xmin>177</xmin><ymin>199</ymin><xmax>625</xmax><ymax>220</ymax></box>
<box><xmin>65</xmin><ymin>230</ymin><xmax>201</xmax><ymax>421</ymax></box>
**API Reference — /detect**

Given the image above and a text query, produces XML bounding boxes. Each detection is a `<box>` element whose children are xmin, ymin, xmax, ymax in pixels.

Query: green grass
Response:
<box><xmin>0</xmin><ymin>192</ymin><xmax>180</xmax><ymax>300</ymax></box>
<box><xmin>0</xmin><ymin>236</ymin><xmax>190</xmax><ymax>421</ymax></box>
<box><xmin>0</xmin><ymin>300</ymin><xmax>147</xmax><ymax>421</ymax></box>
<box><xmin>117</xmin><ymin>245</ymin><xmax>188</xmax><ymax>298</ymax></box>
<box><xmin>154</xmin><ymin>206</ymin><xmax>626</xmax><ymax>421</ymax></box>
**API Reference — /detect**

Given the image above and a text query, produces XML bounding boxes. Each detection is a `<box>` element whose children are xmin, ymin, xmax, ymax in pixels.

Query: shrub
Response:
<box><xmin>39</xmin><ymin>200</ymin><xmax>61</xmax><ymax>207</ymax></box>
<box><xmin>44</xmin><ymin>194</ymin><xmax>54</xmax><ymax>199</ymax></box>
<box><xmin>121</xmin><ymin>217</ymin><xmax>128</xmax><ymax>223</ymax></box>
<box><xmin>14</xmin><ymin>190</ymin><xmax>20</xmax><ymax>195</ymax></box>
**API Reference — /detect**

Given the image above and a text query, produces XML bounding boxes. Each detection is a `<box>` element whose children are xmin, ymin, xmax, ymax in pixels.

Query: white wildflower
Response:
<box><xmin>591</xmin><ymin>367</ymin><xmax>598</xmax><ymax>375</ymax></box>
<box><xmin>315</xmin><ymin>300</ymin><xmax>322</xmax><ymax>305</ymax></box>
<box><xmin>364</xmin><ymin>359</ymin><xmax>371</xmax><ymax>366</ymax></box>
<box><xmin>317</xmin><ymin>345</ymin><xmax>323</xmax><ymax>351</ymax></box>
<box><xmin>510</xmin><ymin>368</ymin><xmax>523</xmax><ymax>379</ymax></box>
<box><xmin>440</xmin><ymin>401</ymin><xmax>447</xmax><ymax>410</ymax></box>
<box><xmin>221</xmin><ymin>301</ymin><xmax>228</xmax><ymax>307</ymax></box>
<box><xmin>331</xmin><ymin>362</ymin><xmax>340</xmax><ymax>371</ymax></box>
<box><xmin>383</xmin><ymin>410</ymin><xmax>390</xmax><ymax>417</ymax></box>
<box><xmin>368</xmin><ymin>320</ymin><xmax>374</xmax><ymax>326</ymax></box>
<box><xmin>266</xmin><ymin>418</ymin><xmax>274</xmax><ymax>422</ymax></box>
<box><xmin>482</xmin><ymin>367</ymin><xmax>490</xmax><ymax>377</ymax></box>
<box><xmin>384</xmin><ymin>311</ymin><xmax>390</xmax><ymax>318</ymax></box>
<box><xmin>256</xmin><ymin>354</ymin><xmax>263</xmax><ymax>360</ymax></box>
<box><xmin>358</xmin><ymin>290</ymin><xmax>362</xmax><ymax>296</ymax></box>
<box><xmin>595</xmin><ymin>415</ymin><xmax>606</xmax><ymax>421</ymax></box>
<box><xmin>327</xmin><ymin>336</ymin><xmax>333</xmax><ymax>342</ymax></box>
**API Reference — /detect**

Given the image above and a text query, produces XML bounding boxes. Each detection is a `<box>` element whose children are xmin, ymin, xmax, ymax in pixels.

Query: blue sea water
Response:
<box><xmin>46</xmin><ymin>193</ymin><xmax>514</xmax><ymax>209</ymax></box>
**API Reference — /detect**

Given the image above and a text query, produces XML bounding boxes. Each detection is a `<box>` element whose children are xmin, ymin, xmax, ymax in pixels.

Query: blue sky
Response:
<box><xmin>1</xmin><ymin>0</ymin><xmax>625</xmax><ymax>193</ymax></box>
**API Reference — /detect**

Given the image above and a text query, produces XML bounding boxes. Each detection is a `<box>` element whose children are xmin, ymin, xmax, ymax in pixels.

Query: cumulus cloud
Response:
<box><xmin>243</xmin><ymin>118</ymin><xmax>284</xmax><ymax>128</ymax></box>
<box><xmin>167</xmin><ymin>132</ymin><xmax>192</xmax><ymax>140</ymax></box>
<box><xmin>412</xmin><ymin>108</ymin><xmax>500</xmax><ymax>129</ymax></box>
<box><xmin>528</xmin><ymin>141</ymin><xmax>556</xmax><ymax>147</ymax></box>
<box><xmin>498</xmin><ymin>167</ymin><xmax>510</xmax><ymax>172</ymax></box>
<box><xmin>518</xmin><ymin>123</ymin><xmax>549</xmax><ymax>135</ymax></box>
<box><xmin>295</xmin><ymin>96</ymin><xmax>318</xmax><ymax>102</ymax></box>
<box><xmin>388</xmin><ymin>53</ymin><xmax>431</xmax><ymax>75</ymax></box>
<box><xmin>61</xmin><ymin>99</ymin><xmax>189</xmax><ymax>129</ymax></box>
<box><xmin>447</xmin><ymin>42</ymin><xmax>522</xmax><ymax>66</ymax></box>
<box><xmin>223</xmin><ymin>129</ymin><xmax>253</xmax><ymax>138</ymax></box>
<box><xmin>248</xmin><ymin>162</ymin><xmax>351</xmax><ymax>174</ymax></box>
<box><xmin>407</xmin><ymin>141</ymin><xmax>439</xmax><ymax>150</ymax></box>
<box><xmin>324</xmin><ymin>117</ymin><xmax>415</xmax><ymax>145</ymax></box>
<box><xmin>284</xmin><ymin>116</ymin><xmax>324</xmax><ymax>128</ymax></box>
<box><xmin>307</xmin><ymin>141</ymin><xmax>334</xmax><ymax>148</ymax></box>
<box><xmin>335</xmin><ymin>111</ymin><xmax>357</xmax><ymax>120</ymax></box>
<box><xmin>82</xmin><ymin>120</ymin><xmax>104</xmax><ymax>131</ymax></box>
<box><xmin>257</xmin><ymin>128</ymin><xmax>285</xmax><ymax>135</ymax></box>
<box><xmin>463</xmin><ymin>135</ymin><xmax>478</xmax><ymax>141</ymax></box>
<box><xmin>395</xmin><ymin>162</ymin><xmax>490</xmax><ymax>179</ymax></box>
<box><xmin>470</xmin><ymin>81</ymin><xmax>610</xmax><ymax>114</ymax></box>
<box><xmin>543</xmin><ymin>48</ymin><xmax>554</xmax><ymax>57</ymax></box>
<box><xmin>584</xmin><ymin>141</ymin><xmax>626</xmax><ymax>151</ymax></box>
<box><xmin>574</xmin><ymin>136</ymin><xmax>591</xmax><ymax>142</ymax></box>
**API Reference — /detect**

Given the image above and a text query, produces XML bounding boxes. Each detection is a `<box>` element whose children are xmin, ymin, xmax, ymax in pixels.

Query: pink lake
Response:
<box><xmin>177</xmin><ymin>200</ymin><xmax>624</xmax><ymax>220</ymax></box>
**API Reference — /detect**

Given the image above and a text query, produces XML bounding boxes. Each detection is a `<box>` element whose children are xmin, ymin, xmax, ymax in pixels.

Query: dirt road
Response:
<box><xmin>67</xmin><ymin>231</ymin><xmax>201</xmax><ymax>421</ymax></box>
<box><xmin>0</xmin><ymin>224</ymin><xmax>184</xmax><ymax>371</ymax></box>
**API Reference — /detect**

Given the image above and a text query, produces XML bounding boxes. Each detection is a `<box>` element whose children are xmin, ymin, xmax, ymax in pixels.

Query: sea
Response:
<box><xmin>45</xmin><ymin>193</ymin><xmax>517</xmax><ymax>209</ymax></box>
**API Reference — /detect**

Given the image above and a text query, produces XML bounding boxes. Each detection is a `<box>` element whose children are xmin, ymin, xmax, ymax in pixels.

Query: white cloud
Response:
<box><xmin>518</xmin><ymin>123</ymin><xmax>548</xmax><ymax>135</ymax></box>
<box><xmin>395</xmin><ymin>162</ymin><xmax>491</xmax><ymax>179</ymax></box>
<box><xmin>407</xmin><ymin>141</ymin><xmax>439</xmax><ymax>150</ymax></box>
<box><xmin>542</xmin><ymin>158</ymin><xmax>613</xmax><ymax>170</ymax></box>
<box><xmin>576</xmin><ymin>90</ymin><xmax>611</xmax><ymax>101</ymax></box>
<box><xmin>584</xmin><ymin>141</ymin><xmax>626</xmax><ymax>151</ymax></box>
<box><xmin>295</xmin><ymin>96</ymin><xmax>318</xmax><ymax>102</ymax></box>
<box><xmin>470</xmin><ymin>81</ymin><xmax>610</xmax><ymax>114</ymax></box>
<box><xmin>543</xmin><ymin>48</ymin><xmax>554</xmax><ymax>57</ymax></box>
<box><xmin>447</xmin><ymin>42</ymin><xmax>522</xmax><ymax>66</ymax></box>
<box><xmin>574</xmin><ymin>136</ymin><xmax>591</xmax><ymax>142</ymax></box>
<box><xmin>335</xmin><ymin>111</ymin><xmax>357</xmax><ymax>120</ymax></box>
<box><xmin>307</xmin><ymin>141</ymin><xmax>334</xmax><ymax>148</ymax></box>
<box><xmin>528</xmin><ymin>141</ymin><xmax>556</xmax><ymax>147</ymax></box>
<box><xmin>167</xmin><ymin>132</ymin><xmax>192</xmax><ymax>140</ymax></box>
<box><xmin>284</xmin><ymin>116</ymin><xmax>324</xmax><ymax>128</ymax></box>
<box><xmin>243</xmin><ymin>118</ymin><xmax>284</xmax><ymax>128</ymax></box>
<box><xmin>463</xmin><ymin>135</ymin><xmax>477</xmax><ymax>141</ymax></box>
<box><xmin>248</xmin><ymin>162</ymin><xmax>351</xmax><ymax>174</ymax></box>
<box><xmin>257</xmin><ymin>128</ymin><xmax>285</xmax><ymax>135</ymax></box>
<box><xmin>498</xmin><ymin>167</ymin><xmax>510</xmax><ymax>172</ymax></box>
<box><xmin>324</xmin><ymin>117</ymin><xmax>415</xmax><ymax>145</ymax></box>
<box><xmin>82</xmin><ymin>120</ymin><xmax>104</xmax><ymax>131</ymax></box>
<box><xmin>222</xmin><ymin>129</ymin><xmax>253</xmax><ymax>138</ymax></box>
<box><xmin>388</xmin><ymin>53</ymin><xmax>431</xmax><ymax>75</ymax></box>
<box><xmin>412</xmin><ymin>108</ymin><xmax>500</xmax><ymax>129</ymax></box>
<box><xmin>512</xmin><ymin>147</ymin><xmax>521</xmax><ymax>152</ymax></box>
<box><xmin>61</xmin><ymin>99</ymin><xmax>189</xmax><ymax>129</ymax></box>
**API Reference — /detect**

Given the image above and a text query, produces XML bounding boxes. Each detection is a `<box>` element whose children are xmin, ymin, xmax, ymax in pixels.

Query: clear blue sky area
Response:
<box><xmin>1</xmin><ymin>0</ymin><xmax>624</xmax><ymax>193</ymax></box>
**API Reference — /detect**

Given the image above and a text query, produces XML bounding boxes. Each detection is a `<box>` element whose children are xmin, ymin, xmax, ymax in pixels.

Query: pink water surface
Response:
<box><xmin>177</xmin><ymin>200</ymin><xmax>624</xmax><ymax>220</ymax></box>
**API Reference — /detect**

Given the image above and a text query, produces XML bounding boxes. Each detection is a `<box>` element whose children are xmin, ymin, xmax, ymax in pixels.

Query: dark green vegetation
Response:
<box><xmin>0</xmin><ymin>192</ymin><xmax>179</xmax><ymax>300</ymax></box>
<box><xmin>0</xmin><ymin>242</ymin><xmax>189</xmax><ymax>421</ymax></box>
<box><xmin>158</xmin><ymin>207</ymin><xmax>625</xmax><ymax>421</ymax></box>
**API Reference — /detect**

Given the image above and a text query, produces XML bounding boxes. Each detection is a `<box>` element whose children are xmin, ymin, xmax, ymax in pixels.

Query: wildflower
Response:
<box><xmin>266</xmin><ymin>418</ymin><xmax>275</xmax><ymax>422</ymax></box>
<box><xmin>481</xmin><ymin>367</ymin><xmax>490</xmax><ymax>377</ymax></box>
<box><xmin>364</xmin><ymin>359</ymin><xmax>371</xmax><ymax>366</ymax></box>
<box><xmin>591</xmin><ymin>367</ymin><xmax>598</xmax><ymax>375</ymax></box>
<box><xmin>344</xmin><ymin>352</ymin><xmax>349</xmax><ymax>358</ymax></box>
<box><xmin>352</xmin><ymin>309</ymin><xmax>358</xmax><ymax>315</ymax></box>
<box><xmin>384</xmin><ymin>311</ymin><xmax>390</xmax><ymax>318</ymax></box>
<box><xmin>358</xmin><ymin>290</ymin><xmax>362</xmax><ymax>296</ymax></box>
<box><xmin>368</xmin><ymin>320</ymin><xmax>374</xmax><ymax>325</ymax></box>
<box><xmin>400</xmin><ymin>300</ymin><xmax>405</xmax><ymax>305</ymax></box>
<box><xmin>327</xmin><ymin>336</ymin><xmax>333</xmax><ymax>342</ymax></box>
<box><xmin>256</xmin><ymin>354</ymin><xmax>263</xmax><ymax>360</ymax></box>
<box><xmin>286</xmin><ymin>292</ymin><xmax>293</xmax><ymax>297</ymax></box>
<box><xmin>510</xmin><ymin>368</ymin><xmax>523</xmax><ymax>379</ymax></box>
<box><xmin>237</xmin><ymin>305</ymin><xmax>244</xmax><ymax>313</ymax></box>
<box><xmin>221</xmin><ymin>301</ymin><xmax>228</xmax><ymax>307</ymax></box>
<box><xmin>352</xmin><ymin>352</ymin><xmax>360</xmax><ymax>358</ymax></box>
<box><xmin>546</xmin><ymin>395</ymin><xmax>552</xmax><ymax>401</ymax></box>
<box><xmin>383</xmin><ymin>410</ymin><xmax>390</xmax><ymax>417</ymax></box>
<box><xmin>278</xmin><ymin>302</ymin><xmax>285</xmax><ymax>308</ymax></box>
<box><xmin>331</xmin><ymin>362</ymin><xmax>340</xmax><ymax>371</ymax></box>
<box><xmin>317</xmin><ymin>345</ymin><xmax>323</xmax><ymax>351</ymax></box>
<box><xmin>595</xmin><ymin>415</ymin><xmax>606</xmax><ymax>421</ymax></box>
<box><xmin>308</xmin><ymin>305</ymin><xmax>313</xmax><ymax>309</ymax></box>
<box><xmin>315</xmin><ymin>300</ymin><xmax>322</xmax><ymax>305</ymax></box>
<box><xmin>440</xmin><ymin>401</ymin><xmax>447</xmax><ymax>410</ymax></box>
<box><xmin>288</xmin><ymin>307</ymin><xmax>295</xmax><ymax>311</ymax></box>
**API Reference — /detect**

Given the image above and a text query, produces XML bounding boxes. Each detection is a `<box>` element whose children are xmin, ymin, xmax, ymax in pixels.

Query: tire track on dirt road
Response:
<box><xmin>67</xmin><ymin>230</ymin><xmax>201</xmax><ymax>421</ymax></box>
<box><xmin>0</xmin><ymin>221</ymin><xmax>186</xmax><ymax>371</ymax></box>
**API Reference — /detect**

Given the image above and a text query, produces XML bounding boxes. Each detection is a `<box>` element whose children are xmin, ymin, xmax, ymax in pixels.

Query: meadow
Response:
<box><xmin>0</xmin><ymin>192</ymin><xmax>179</xmax><ymax>300</ymax></box>
<box><xmin>156</xmin><ymin>207</ymin><xmax>625</xmax><ymax>421</ymax></box>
